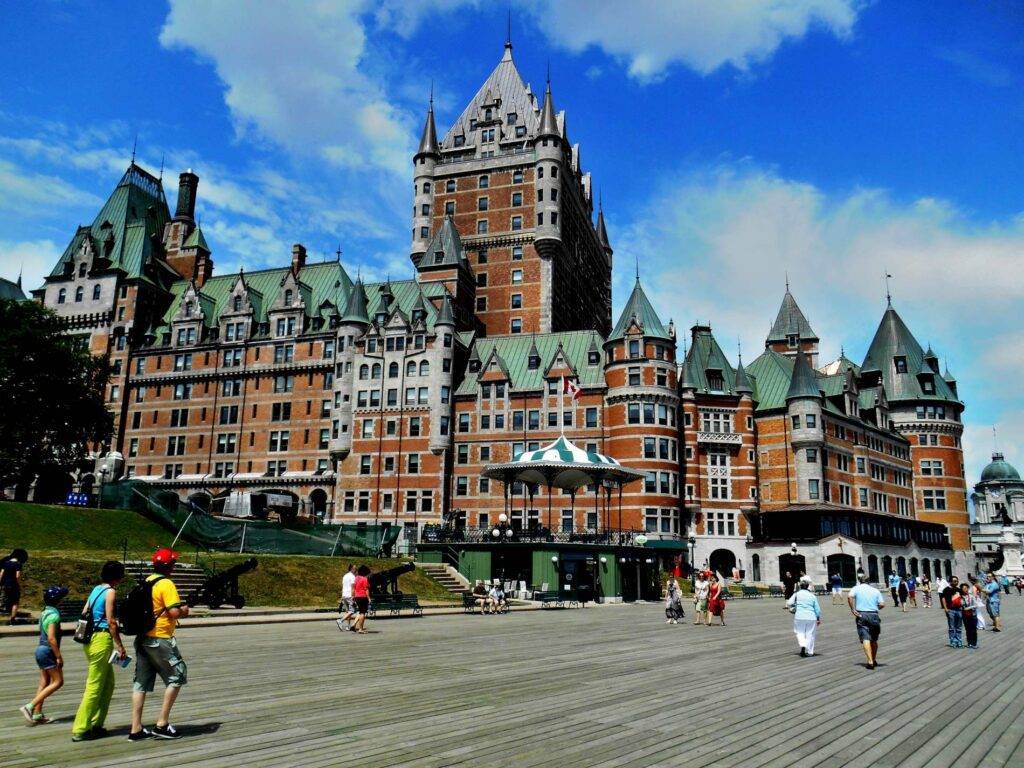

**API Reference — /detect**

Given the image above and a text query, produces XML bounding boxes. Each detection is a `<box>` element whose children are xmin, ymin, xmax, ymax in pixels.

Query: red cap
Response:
<box><xmin>153</xmin><ymin>547</ymin><xmax>179</xmax><ymax>567</ymax></box>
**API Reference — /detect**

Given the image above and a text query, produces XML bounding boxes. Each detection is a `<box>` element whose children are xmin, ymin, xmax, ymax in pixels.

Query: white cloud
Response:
<box><xmin>0</xmin><ymin>159</ymin><xmax>101</xmax><ymax>216</ymax></box>
<box><xmin>160</xmin><ymin>0</ymin><xmax>414</xmax><ymax>175</ymax></box>
<box><xmin>963</xmin><ymin>413</ymin><xmax>1024</xmax><ymax>503</ymax></box>
<box><xmin>526</xmin><ymin>0</ymin><xmax>867</xmax><ymax>80</ymax></box>
<box><xmin>0</xmin><ymin>238</ymin><xmax>63</xmax><ymax>294</ymax></box>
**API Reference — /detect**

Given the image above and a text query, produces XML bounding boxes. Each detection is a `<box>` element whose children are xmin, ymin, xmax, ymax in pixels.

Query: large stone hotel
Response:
<box><xmin>29</xmin><ymin>43</ymin><xmax>972</xmax><ymax>585</ymax></box>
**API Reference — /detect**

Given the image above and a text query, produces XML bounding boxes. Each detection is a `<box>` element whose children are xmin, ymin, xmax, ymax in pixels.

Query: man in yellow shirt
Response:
<box><xmin>129</xmin><ymin>548</ymin><xmax>190</xmax><ymax>741</ymax></box>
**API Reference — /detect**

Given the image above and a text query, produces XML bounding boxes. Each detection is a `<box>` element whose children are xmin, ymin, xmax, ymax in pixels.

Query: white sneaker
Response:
<box><xmin>19</xmin><ymin>704</ymin><xmax>34</xmax><ymax>724</ymax></box>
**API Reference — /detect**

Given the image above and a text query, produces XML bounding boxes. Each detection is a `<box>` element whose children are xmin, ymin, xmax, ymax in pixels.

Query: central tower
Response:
<box><xmin>410</xmin><ymin>42</ymin><xmax>611</xmax><ymax>338</ymax></box>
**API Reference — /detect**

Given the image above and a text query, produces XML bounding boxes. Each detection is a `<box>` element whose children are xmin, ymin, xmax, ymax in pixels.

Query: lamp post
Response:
<box><xmin>688</xmin><ymin>535</ymin><xmax>697</xmax><ymax>591</ymax></box>
<box><xmin>635</xmin><ymin>534</ymin><xmax>648</xmax><ymax>602</ymax></box>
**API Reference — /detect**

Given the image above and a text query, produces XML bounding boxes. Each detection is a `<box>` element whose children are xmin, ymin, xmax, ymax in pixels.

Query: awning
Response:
<box><xmin>482</xmin><ymin>436</ymin><xmax>645</xmax><ymax>490</ymax></box>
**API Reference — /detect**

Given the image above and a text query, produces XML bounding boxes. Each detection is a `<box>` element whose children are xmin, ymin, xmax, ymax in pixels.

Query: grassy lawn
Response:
<box><xmin>1</xmin><ymin>502</ymin><xmax>457</xmax><ymax>610</ymax></box>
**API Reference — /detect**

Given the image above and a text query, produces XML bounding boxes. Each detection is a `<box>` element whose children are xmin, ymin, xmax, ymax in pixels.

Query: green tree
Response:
<box><xmin>0</xmin><ymin>299</ymin><xmax>112</xmax><ymax>499</ymax></box>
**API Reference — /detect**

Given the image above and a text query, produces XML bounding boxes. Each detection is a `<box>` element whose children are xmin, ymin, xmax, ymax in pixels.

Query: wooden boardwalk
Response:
<box><xmin>2</xmin><ymin>595</ymin><xmax>1024</xmax><ymax>767</ymax></box>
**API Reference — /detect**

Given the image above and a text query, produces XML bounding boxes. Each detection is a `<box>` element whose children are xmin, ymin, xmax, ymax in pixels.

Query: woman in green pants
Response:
<box><xmin>72</xmin><ymin>561</ymin><xmax>127</xmax><ymax>741</ymax></box>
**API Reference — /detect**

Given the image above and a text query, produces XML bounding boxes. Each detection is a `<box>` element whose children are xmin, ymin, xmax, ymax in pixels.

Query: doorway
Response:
<box><xmin>709</xmin><ymin>548</ymin><xmax>737</xmax><ymax>577</ymax></box>
<box><xmin>778</xmin><ymin>553</ymin><xmax>806</xmax><ymax>581</ymax></box>
<box><xmin>827</xmin><ymin>553</ymin><xmax>857</xmax><ymax>587</ymax></box>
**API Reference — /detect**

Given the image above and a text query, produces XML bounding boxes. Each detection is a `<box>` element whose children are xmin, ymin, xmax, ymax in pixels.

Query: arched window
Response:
<box><xmin>284</xmin><ymin>289</ymin><xmax>293</xmax><ymax>307</ymax></box>
<box><xmin>419</xmin><ymin>360</ymin><xmax>429</xmax><ymax>376</ymax></box>
<box><xmin>57</xmin><ymin>288</ymin><xmax>66</xmax><ymax>304</ymax></box>
<box><xmin>867</xmin><ymin>555</ymin><xmax>879</xmax><ymax>583</ymax></box>
<box><xmin>388</xmin><ymin>362</ymin><xmax>399</xmax><ymax>378</ymax></box>
<box><xmin>78</xmin><ymin>262</ymin><xmax>87</xmax><ymax>277</ymax></box>
<box><xmin>233</xmin><ymin>295</ymin><xmax>242</xmax><ymax>312</ymax></box>
<box><xmin>406</xmin><ymin>361</ymin><xmax>416</xmax><ymax>377</ymax></box>
<box><xmin>184</xmin><ymin>300</ymin><xmax>193</xmax><ymax>315</ymax></box>
<box><xmin>423</xmin><ymin>181</ymin><xmax>431</xmax><ymax>193</ymax></box>
<box><xmin>944</xmin><ymin>560</ymin><xmax>952</xmax><ymax>580</ymax></box>
<box><xmin>358</xmin><ymin>364</ymin><xmax>369</xmax><ymax>380</ymax></box>
<box><xmin>75</xmin><ymin>286</ymin><xmax>84</xmax><ymax>302</ymax></box>
<box><xmin>371</xmin><ymin>363</ymin><xmax>381</xmax><ymax>379</ymax></box>
<box><xmin>751</xmin><ymin>554</ymin><xmax>760</xmax><ymax>582</ymax></box>
<box><xmin>92</xmin><ymin>284</ymin><xmax>101</xmax><ymax>300</ymax></box>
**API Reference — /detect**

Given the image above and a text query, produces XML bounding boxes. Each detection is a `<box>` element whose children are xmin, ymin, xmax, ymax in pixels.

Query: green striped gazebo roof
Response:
<box><xmin>482</xmin><ymin>436</ymin><xmax>645</xmax><ymax>490</ymax></box>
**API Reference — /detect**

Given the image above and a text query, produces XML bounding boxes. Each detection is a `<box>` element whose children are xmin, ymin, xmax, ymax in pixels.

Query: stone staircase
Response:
<box><xmin>417</xmin><ymin>563</ymin><xmax>470</xmax><ymax>595</ymax></box>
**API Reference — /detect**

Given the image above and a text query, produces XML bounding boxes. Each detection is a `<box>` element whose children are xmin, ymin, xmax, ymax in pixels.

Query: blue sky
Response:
<box><xmin>1</xmin><ymin>0</ymin><xmax>1023</xmax><ymax>488</ymax></box>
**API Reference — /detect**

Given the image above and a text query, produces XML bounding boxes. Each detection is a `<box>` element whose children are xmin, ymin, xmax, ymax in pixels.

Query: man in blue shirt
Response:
<box><xmin>848</xmin><ymin>574</ymin><xmax>885</xmax><ymax>669</ymax></box>
<box><xmin>984</xmin><ymin>574</ymin><xmax>1003</xmax><ymax>632</ymax></box>
<box><xmin>829</xmin><ymin>573</ymin><xmax>843</xmax><ymax>605</ymax></box>
<box><xmin>887</xmin><ymin>572</ymin><xmax>900</xmax><ymax>608</ymax></box>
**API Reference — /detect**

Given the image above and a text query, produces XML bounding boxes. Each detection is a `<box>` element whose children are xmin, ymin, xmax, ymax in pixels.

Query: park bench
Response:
<box><xmin>368</xmin><ymin>594</ymin><xmax>423</xmax><ymax>617</ymax></box>
<box><xmin>814</xmin><ymin>586</ymin><xmax>830</xmax><ymax>596</ymax></box>
<box><xmin>768</xmin><ymin>585</ymin><xmax>785</xmax><ymax>598</ymax></box>
<box><xmin>58</xmin><ymin>599</ymin><xmax>87</xmax><ymax>623</ymax></box>
<box><xmin>740</xmin><ymin>586</ymin><xmax>762</xmax><ymax>599</ymax></box>
<box><xmin>462</xmin><ymin>592</ymin><xmax>511</xmax><ymax>614</ymax></box>
<box><xmin>533</xmin><ymin>591</ymin><xmax>563</xmax><ymax>608</ymax></box>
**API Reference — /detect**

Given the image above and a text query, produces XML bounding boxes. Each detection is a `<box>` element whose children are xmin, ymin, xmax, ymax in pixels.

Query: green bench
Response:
<box><xmin>368</xmin><ymin>594</ymin><xmax>423</xmax><ymax>617</ymax></box>
<box><xmin>740</xmin><ymin>586</ymin><xmax>762</xmax><ymax>599</ymax></box>
<box><xmin>768</xmin><ymin>585</ymin><xmax>785</xmax><ymax>598</ymax></box>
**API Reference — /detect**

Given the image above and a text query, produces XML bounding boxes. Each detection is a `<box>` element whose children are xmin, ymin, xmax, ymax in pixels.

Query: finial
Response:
<box><xmin>634</xmin><ymin>255</ymin><xmax>640</xmax><ymax>281</ymax></box>
<box><xmin>429</xmin><ymin>79</ymin><xmax>434</xmax><ymax>107</ymax></box>
<box><xmin>506</xmin><ymin>9</ymin><xmax>511</xmax><ymax>48</ymax></box>
<box><xmin>16</xmin><ymin>264</ymin><xmax>22</xmax><ymax>288</ymax></box>
<box><xmin>993</xmin><ymin>425</ymin><xmax>998</xmax><ymax>452</ymax></box>
<box><xmin>884</xmin><ymin>271</ymin><xmax>893</xmax><ymax>306</ymax></box>
<box><xmin>785</xmin><ymin>270</ymin><xmax>789</xmax><ymax>292</ymax></box>
<box><xmin>335</xmin><ymin>244</ymin><xmax>342</xmax><ymax>262</ymax></box>
<box><xmin>546</xmin><ymin>59</ymin><xmax>551</xmax><ymax>86</ymax></box>
<box><xmin>840</xmin><ymin>344</ymin><xmax>845</xmax><ymax>358</ymax></box>
<box><xmin>356</xmin><ymin>266</ymin><xmax>361</xmax><ymax>282</ymax></box>
<box><xmin>737</xmin><ymin>337</ymin><xmax>742</xmax><ymax>363</ymax></box>
<box><xmin>158</xmin><ymin>153</ymin><xmax>164</xmax><ymax>181</ymax></box>
<box><xmin>598</xmin><ymin>187</ymin><xmax>603</xmax><ymax>212</ymax></box>
<box><xmin>130</xmin><ymin>132</ymin><xmax>137</xmax><ymax>165</ymax></box>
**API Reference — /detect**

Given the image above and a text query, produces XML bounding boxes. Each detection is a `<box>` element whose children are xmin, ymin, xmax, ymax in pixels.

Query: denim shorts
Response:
<box><xmin>855</xmin><ymin>611</ymin><xmax>881</xmax><ymax>642</ymax></box>
<box><xmin>988</xmin><ymin>599</ymin><xmax>1001</xmax><ymax>618</ymax></box>
<box><xmin>35</xmin><ymin>645</ymin><xmax>58</xmax><ymax>670</ymax></box>
<box><xmin>133</xmin><ymin>636</ymin><xmax>188</xmax><ymax>693</ymax></box>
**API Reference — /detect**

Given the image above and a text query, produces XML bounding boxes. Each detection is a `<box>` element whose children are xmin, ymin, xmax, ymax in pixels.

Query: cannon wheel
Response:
<box><xmin>233</xmin><ymin>595</ymin><xmax>246</xmax><ymax>609</ymax></box>
<box><xmin>207</xmin><ymin>600</ymin><xmax>222</xmax><ymax>610</ymax></box>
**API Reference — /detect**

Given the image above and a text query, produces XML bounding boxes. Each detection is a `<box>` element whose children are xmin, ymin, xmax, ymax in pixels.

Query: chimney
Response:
<box><xmin>291</xmin><ymin>243</ymin><xmax>307</xmax><ymax>273</ymax></box>
<box><xmin>175</xmin><ymin>169</ymin><xmax>199</xmax><ymax>221</ymax></box>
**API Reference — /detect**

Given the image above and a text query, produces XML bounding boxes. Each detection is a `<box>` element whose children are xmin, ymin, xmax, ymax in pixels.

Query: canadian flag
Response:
<box><xmin>563</xmin><ymin>377</ymin><xmax>582</xmax><ymax>401</ymax></box>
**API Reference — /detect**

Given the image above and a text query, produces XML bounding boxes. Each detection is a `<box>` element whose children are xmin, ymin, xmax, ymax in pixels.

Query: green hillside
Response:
<box><xmin>0</xmin><ymin>501</ymin><xmax>172</xmax><ymax>556</ymax></box>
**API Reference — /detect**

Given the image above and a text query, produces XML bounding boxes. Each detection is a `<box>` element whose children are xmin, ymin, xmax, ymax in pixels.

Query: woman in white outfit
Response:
<box><xmin>786</xmin><ymin>576</ymin><xmax>822</xmax><ymax>657</ymax></box>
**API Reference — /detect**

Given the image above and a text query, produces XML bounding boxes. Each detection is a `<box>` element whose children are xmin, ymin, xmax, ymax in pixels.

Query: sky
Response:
<box><xmin>1</xmin><ymin>0</ymin><xmax>1023</xmax><ymax>491</ymax></box>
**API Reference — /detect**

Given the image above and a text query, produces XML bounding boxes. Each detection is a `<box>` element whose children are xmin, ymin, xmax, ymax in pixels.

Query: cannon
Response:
<box><xmin>368</xmin><ymin>561</ymin><xmax>415</xmax><ymax>599</ymax></box>
<box><xmin>187</xmin><ymin>558</ymin><xmax>258</xmax><ymax>609</ymax></box>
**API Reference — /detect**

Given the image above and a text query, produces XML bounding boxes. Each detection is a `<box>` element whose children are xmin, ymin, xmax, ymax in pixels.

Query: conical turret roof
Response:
<box><xmin>734</xmin><ymin>357</ymin><xmax>754</xmax><ymax>395</ymax></box>
<box><xmin>609</xmin><ymin>278</ymin><xmax>670</xmax><ymax>341</ymax></box>
<box><xmin>538</xmin><ymin>81</ymin><xmax>559</xmax><ymax>137</ymax></box>
<box><xmin>416</xmin><ymin>99</ymin><xmax>439</xmax><ymax>157</ymax></box>
<box><xmin>183</xmin><ymin>224</ymin><xmax>209</xmax><ymax>252</ymax></box>
<box><xmin>767</xmin><ymin>288</ymin><xmax>817</xmax><ymax>344</ymax></box>
<box><xmin>435</xmin><ymin>290</ymin><xmax>456</xmax><ymax>326</ymax></box>
<box><xmin>786</xmin><ymin>349</ymin><xmax>821</xmax><ymax>401</ymax></box>
<box><xmin>340</xmin><ymin>280</ymin><xmax>370</xmax><ymax>325</ymax></box>
<box><xmin>596</xmin><ymin>206</ymin><xmax>610</xmax><ymax>251</ymax></box>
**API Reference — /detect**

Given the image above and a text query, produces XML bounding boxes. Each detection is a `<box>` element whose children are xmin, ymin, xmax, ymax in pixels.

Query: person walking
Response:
<box><xmin>897</xmin><ymin>576</ymin><xmax>909</xmax><ymax>613</ymax></box>
<box><xmin>887</xmin><ymin>572</ymin><xmax>900</xmax><ymax>608</ymax></box>
<box><xmin>336</xmin><ymin>564</ymin><xmax>357</xmax><ymax>632</ymax></box>
<box><xmin>71</xmin><ymin>561</ymin><xmax>128</xmax><ymax>741</ymax></box>
<box><xmin>787</xmin><ymin>576</ymin><xmax>822</xmax><ymax>657</ymax></box>
<box><xmin>1</xmin><ymin>548</ymin><xmax>28</xmax><ymax>625</ymax></box>
<box><xmin>19</xmin><ymin>585</ymin><xmax>68</xmax><ymax>725</ymax></box>
<box><xmin>960</xmin><ymin>582</ymin><xmax>979</xmax><ymax>650</ymax></box>
<box><xmin>708</xmin><ymin>573</ymin><xmax>726</xmax><ymax>626</ymax></box>
<box><xmin>829</xmin><ymin>572</ymin><xmax>843</xmax><ymax>605</ymax></box>
<box><xmin>973</xmin><ymin>578</ymin><xmax>988</xmax><ymax>631</ymax></box>
<box><xmin>847</xmin><ymin>574</ymin><xmax>885</xmax><ymax>669</ymax></box>
<box><xmin>693</xmin><ymin>572</ymin><xmax>709</xmax><ymax>626</ymax></box>
<box><xmin>352</xmin><ymin>565</ymin><xmax>371</xmax><ymax>633</ymax></box>
<box><xmin>940</xmin><ymin>576</ymin><xmax>963</xmax><ymax>648</ymax></box>
<box><xmin>1001</xmin><ymin>574</ymin><xmax>1011</xmax><ymax>595</ymax></box>
<box><xmin>920</xmin><ymin>575</ymin><xmax>932</xmax><ymax>608</ymax></box>
<box><xmin>129</xmin><ymin>548</ymin><xmax>190</xmax><ymax>741</ymax></box>
<box><xmin>782</xmin><ymin>571</ymin><xmax>796</xmax><ymax>600</ymax></box>
<box><xmin>1015</xmin><ymin>577</ymin><xmax>1023</xmax><ymax>596</ymax></box>
<box><xmin>664</xmin><ymin>576</ymin><xmax>683</xmax><ymax>624</ymax></box>
<box><xmin>984</xmin><ymin>574</ymin><xmax>1003</xmax><ymax>632</ymax></box>
<box><xmin>906</xmin><ymin>574</ymin><xmax>918</xmax><ymax>608</ymax></box>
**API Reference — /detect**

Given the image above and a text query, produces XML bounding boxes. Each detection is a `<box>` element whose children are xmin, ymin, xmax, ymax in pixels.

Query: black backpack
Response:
<box><xmin>119</xmin><ymin>576</ymin><xmax>165</xmax><ymax>636</ymax></box>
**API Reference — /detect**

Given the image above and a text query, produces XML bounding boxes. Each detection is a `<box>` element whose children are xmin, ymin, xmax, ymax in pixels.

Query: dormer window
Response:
<box><xmin>628</xmin><ymin>339</ymin><xmax>640</xmax><ymax>358</ymax></box>
<box><xmin>284</xmin><ymin>289</ymin><xmax>293</xmax><ymax>307</ymax></box>
<box><xmin>516</xmin><ymin>126</ymin><xmax>526</xmax><ymax>138</ymax></box>
<box><xmin>707</xmin><ymin>370</ymin><xmax>724</xmax><ymax>391</ymax></box>
<box><xmin>507</xmin><ymin>112</ymin><xmax>517</xmax><ymax>125</ymax></box>
<box><xmin>78</xmin><ymin>262</ymin><xmax>87</xmax><ymax>277</ymax></box>
<box><xmin>485</xmin><ymin>108</ymin><xmax>492</xmax><ymax>120</ymax></box>
<box><xmin>894</xmin><ymin>356</ymin><xmax>907</xmax><ymax>374</ymax></box>
<box><xmin>375</xmin><ymin>312</ymin><xmax>387</xmax><ymax>325</ymax></box>
<box><xmin>528</xmin><ymin>354</ymin><xmax>540</xmax><ymax>370</ymax></box>
<box><xmin>588</xmin><ymin>351</ymin><xmax>600</xmax><ymax>366</ymax></box>
<box><xmin>184</xmin><ymin>300</ymin><xmax>193</xmax><ymax>315</ymax></box>
<box><xmin>469</xmin><ymin>359</ymin><xmax>481</xmax><ymax>373</ymax></box>
<box><xmin>787</xmin><ymin>334</ymin><xmax>798</xmax><ymax>348</ymax></box>
<box><xmin>433</xmin><ymin>251</ymin><xmax>445</xmax><ymax>265</ymax></box>
<box><xmin>454</xmin><ymin>135</ymin><xmax>465</xmax><ymax>147</ymax></box>
<box><xmin>470</xmin><ymin>119</ymin><xmax>478</xmax><ymax>130</ymax></box>
<box><xmin>233</xmin><ymin>295</ymin><xmax>242</xmax><ymax>312</ymax></box>
<box><xmin>922</xmin><ymin>378</ymin><xmax>935</xmax><ymax>394</ymax></box>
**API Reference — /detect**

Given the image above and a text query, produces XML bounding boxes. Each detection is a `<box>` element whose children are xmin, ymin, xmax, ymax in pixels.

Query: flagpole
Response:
<box><xmin>559</xmin><ymin>376</ymin><xmax>565</xmax><ymax>436</ymax></box>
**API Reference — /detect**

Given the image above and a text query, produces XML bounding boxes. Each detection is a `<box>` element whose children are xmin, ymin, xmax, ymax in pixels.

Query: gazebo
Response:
<box><xmin>482</xmin><ymin>436</ymin><xmax>645</xmax><ymax>534</ymax></box>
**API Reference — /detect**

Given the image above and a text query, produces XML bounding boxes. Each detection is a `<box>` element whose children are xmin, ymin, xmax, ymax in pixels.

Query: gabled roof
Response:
<box><xmin>681</xmin><ymin>326</ymin><xmax>744</xmax><ymax>395</ymax></box>
<box><xmin>440</xmin><ymin>44</ymin><xmax>541</xmax><ymax>150</ymax></box>
<box><xmin>0</xmin><ymin>275</ymin><xmax>27</xmax><ymax>302</ymax></box>
<box><xmin>860</xmin><ymin>305</ymin><xmax>961</xmax><ymax>405</ymax></box>
<box><xmin>456</xmin><ymin>331</ymin><xmax>605</xmax><ymax>396</ymax></box>
<box><xmin>767</xmin><ymin>289</ymin><xmax>817</xmax><ymax>343</ymax></box>
<box><xmin>786</xmin><ymin>350</ymin><xmax>822</xmax><ymax>401</ymax></box>
<box><xmin>420</xmin><ymin>217</ymin><xmax>466</xmax><ymax>269</ymax></box>
<box><xmin>747</xmin><ymin>349</ymin><xmax>796</xmax><ymax>412</ymax></box>
<box><xmin>182</xmin><ymin>225</ymin><xmax>209</xmax><ymax>252</ymax></box>
<box><xmin>50</xmin><ymin>164</ymin><xmax>172</xmax><ymax>288</ymax></box>
<box><xmin>608</xmin><ymin>278</ymin><xmax>669</xmax><ymax>341</ymax></box>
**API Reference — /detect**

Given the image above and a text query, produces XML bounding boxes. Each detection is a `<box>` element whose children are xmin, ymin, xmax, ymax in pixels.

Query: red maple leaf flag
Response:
<box><xmin>563</xmin><ymin>377</ymin><xmax>582</xmax><ymax>401</ymax></box>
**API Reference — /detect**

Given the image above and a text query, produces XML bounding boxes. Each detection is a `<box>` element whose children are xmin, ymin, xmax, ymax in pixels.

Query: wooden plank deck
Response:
<box><xmin>1</xmin><ymin>596</ymin><xmax>1023</xmax><ymax>767</ymax></box>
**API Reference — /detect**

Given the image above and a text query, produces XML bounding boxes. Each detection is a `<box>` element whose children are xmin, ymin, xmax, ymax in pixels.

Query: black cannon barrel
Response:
<box><xmin>368</xmin><ymin>561</ymin><xmax>415</xmax><ymax>597</ymax></box>
<box><xmin>187</xmin><ymin>558</ymin><xmax>258</xmax><ymax>608</ymax></box>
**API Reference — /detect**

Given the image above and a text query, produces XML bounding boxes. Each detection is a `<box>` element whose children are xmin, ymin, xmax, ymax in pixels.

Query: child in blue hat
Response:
<box><xmin>19</xmin><ymin>585</ymin><xmax>68</xmax><ymax>725</ymax></box>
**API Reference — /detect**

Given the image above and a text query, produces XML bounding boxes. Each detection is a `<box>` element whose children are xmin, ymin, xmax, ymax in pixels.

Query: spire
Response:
<box><xmin>538</xmin><ymin>78</ymin><xmax>559</xmax><ymax>138</ymax></box>
<box><xmin>767</xmin><ymin>287</ymin><xmax>817</xmax><ymax>343</ymax></box>
<box><xmin>435</xmin><ymin>290</ymin><xmax>456</xmax><ymax>327</ymax></box>
<box><xmin>609</xmin><ymin>277</ymin><xmax>670</xmax><ymax>341</ymax></box>
<box><xmin>16</xmin><ymin>265</ymin><xmax>22</xmax><ymax>288</ymax></box>
<box><xmin>680</xmin><ymin>344</ymin><xmax>697</xmax><ymax>390</ymax></box>
<box><xmin>734</xmin><ymin>355</ymin><xmax>754</xmax><ymax>396</ymax></box>
<box><xmin>505</xmin><ymin>10</ymin><xmax>512</xmax><ymax>50</ymax></box>
<box><xmin>340</xmin><ymin>280</ymin><xmax>370</xmax><ymax>325</ymax></box>
<box><xmin>596</xmin><ymin>193</ymin><xmax>611</xmax><ymax>251</ymax></box>
<box><xmin>786</xmin><ymin>348</ymin><xmax>820</xmax><ymax>402</ymax></box>
<box><xmin>416</xmin><ymin>92</ymin><xmax>439</xmax><ymax>158</ymax></box>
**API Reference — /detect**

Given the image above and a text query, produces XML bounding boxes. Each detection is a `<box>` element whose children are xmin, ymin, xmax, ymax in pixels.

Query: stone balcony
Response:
<box><xmin>696</xmin><ymin>431</ymin><xmax>743</xmax><ymax>446</ymax></box>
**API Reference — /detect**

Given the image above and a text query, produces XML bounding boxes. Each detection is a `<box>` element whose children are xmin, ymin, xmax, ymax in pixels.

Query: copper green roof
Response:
<box><xmin>50</xmin><ymin>164</ymin><xmax>171</xmax><ymax>286</ymax></box>
<box><xmin>767</xmin><ymin>289</ymin><xmax>817</xmax><ymax>343</ymax></box>
<box><xmin>734</xmin><ymin>358</ymin><xmax>753</xmax><ymax>394</ymax></box>
<box><xmin>786</xmin><ymin>350</ymin><xmax>822</xmax><ymax>401</ymax></box>
<box><xmin>420</xmin><ymin>217</ymin><xmax>466</xmax><ymax>269</ymax></box>
<box><xmin>182</xmin><ymin>225</ymin><xmax>209</xmax><ymax>252</ymax></box>
<box><xmin>340</xmin><ymin>280</ymin><xmax>369</xmax><ymax>324</ymax></box>
<box><xmin>0</xmin><ymin>276</ymin><xmax>27</xmax><ymax>302</ymax></box>
<box><xmin>156</xmin><ymin>260</ymin><xmax>353</xmax><ymax>333</ymax></box>
<box><xmin>456</xmin><ymin>331</ymin><xmax>605</xmax><ymax>395</ymax></box>
<box><xmin>747</xmin><ymin>349</ymin><xmax>795</xmax><ymax>411</ymax></box>
<box><xmin>435</xmin><ymin>291</ymin><xmax>455</xmax><ymax>326</ymax></box>
<box><xmin>365</xmin><ymin>279</ymin><xmax>447</xmax><ymax>330</ymax></box>
<box><xmin>609</xmin><ymin>278</ymin><xmax>669</xmax><ymax>341</ymax></box>
<box><xmin>980</xmin><ymin>452</ymin><xmax>1021</xmax><ymax>483</ymax></box>
<box><xmin>860</xmin><ymin>305</ymin><xmax>961</xmax><ymax>405</ymax></box>
<box><xmin>681</xmin><ymin>327</ymin><xmax>745</xmax><ymax>395</ymax></box>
